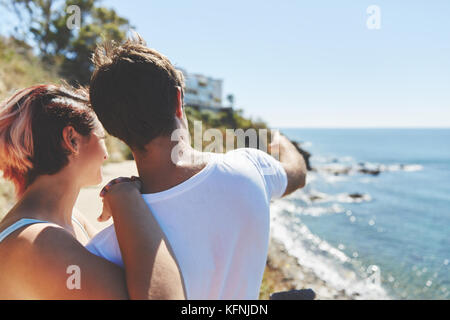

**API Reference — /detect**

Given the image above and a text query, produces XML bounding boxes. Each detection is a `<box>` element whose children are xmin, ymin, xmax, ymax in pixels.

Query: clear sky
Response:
<box><xmin>103</xmin><ymin>0</ymin><xmax>450</xmax><ymax>128</ymax></box>
<box><xmin>4</xmin><ymin>0</ymin><xmax>450</xmax><ymax>128</ymax></box>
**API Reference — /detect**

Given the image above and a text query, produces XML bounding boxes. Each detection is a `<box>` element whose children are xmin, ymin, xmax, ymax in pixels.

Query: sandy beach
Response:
<box><xmin>75</xmin><ymin>160</ymin><xmax>139</xmax><ymax>231</ymax></box>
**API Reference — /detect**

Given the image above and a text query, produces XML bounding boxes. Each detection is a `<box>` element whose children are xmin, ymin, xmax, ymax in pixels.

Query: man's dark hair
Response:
<box><xmin>89</xmin><ymin>35</ymin><xmax>185</xmax><ymax>151</ymax></box>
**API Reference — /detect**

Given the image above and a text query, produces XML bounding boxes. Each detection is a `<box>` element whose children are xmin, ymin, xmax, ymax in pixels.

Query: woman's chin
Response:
<box><xmin>85</xmin><ymin>173</ymin><xmax>103</xmax><ymax>187</ymax></box>
<box><xmin>96</xmin><ymin>172</ymin><xmax>104</xmax><ymax>185</ymax></box>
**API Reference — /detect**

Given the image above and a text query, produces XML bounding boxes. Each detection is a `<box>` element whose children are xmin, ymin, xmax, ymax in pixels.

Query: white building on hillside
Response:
<box><xmin>178</xmin><ymin>68</ymin><xmax>223</xmax><ymax>109</ymax></box>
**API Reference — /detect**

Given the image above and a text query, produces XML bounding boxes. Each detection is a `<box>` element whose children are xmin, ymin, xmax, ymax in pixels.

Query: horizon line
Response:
<box><xmin>273</xmin><ymin>126</ymin><xmax>450</xmax><ymax>130</ymax></box>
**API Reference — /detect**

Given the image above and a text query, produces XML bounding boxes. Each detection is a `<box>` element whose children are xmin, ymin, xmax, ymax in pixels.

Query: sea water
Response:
<box><xmin>271</xmin><ymin>129</ymin><xmax>450</xmax><ymax>299</ymax></box>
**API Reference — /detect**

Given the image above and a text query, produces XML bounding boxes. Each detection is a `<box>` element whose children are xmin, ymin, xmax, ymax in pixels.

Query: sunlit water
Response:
<box><xmin>271</xmin><ymin>129</ymin><xmax>450</xmax><ymax>299</ymax></box>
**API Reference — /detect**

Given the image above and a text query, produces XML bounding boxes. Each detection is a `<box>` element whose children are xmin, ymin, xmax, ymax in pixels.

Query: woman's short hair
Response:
<box><xmin>0</xmin><ymin>84</ymin><xmax>98</xmax><ymax>197</ymax></box>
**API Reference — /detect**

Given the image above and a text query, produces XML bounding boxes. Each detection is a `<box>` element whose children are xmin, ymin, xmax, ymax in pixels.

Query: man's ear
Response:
<box><xmin>62</xmin><ymin>126</ymin><xmax>79</xmax><ymax>155</ymax></box>
<box><xmin>175</xmin><ymin>87</ymin><xmax>183</xmax><ymax>119</ymax></box>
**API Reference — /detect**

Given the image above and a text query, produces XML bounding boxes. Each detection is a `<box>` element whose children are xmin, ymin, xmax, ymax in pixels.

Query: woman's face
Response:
<box><xmin>77</xmin><ymin>120</ymin><xmax>109</xmax><ymax>187</ymax></box>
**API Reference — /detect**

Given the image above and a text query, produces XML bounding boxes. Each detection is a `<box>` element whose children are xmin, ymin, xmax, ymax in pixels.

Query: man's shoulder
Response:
<box><xmin>207</xmin><ymin>148</ymin><xmax>276</xmax><ymax>185</ymax></box>
<box><xmin>221</xmin><ymin>148</ymin><xmax>267</xmax><ymax>162</ymax></box>
<box><xmin>211</xmin><ymin>148</ymin><xmax>259</xmax><ymax>170</ymax></box>
<box><xmin>221</xmin><ymin>148</ymin><xmax>276</xmax><ymax>171</ymax></box>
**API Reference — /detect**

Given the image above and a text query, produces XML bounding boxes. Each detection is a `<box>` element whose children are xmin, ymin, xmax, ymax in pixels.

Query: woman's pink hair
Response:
<box><xmin>0</xmin><ymin>84</ymin><xmax>95</xmax><ymax>198</ymax></box>
<box><xmin>0</xmin><ymin>85</ymin><xmax>48</xmax><ymax>197</ymax></box>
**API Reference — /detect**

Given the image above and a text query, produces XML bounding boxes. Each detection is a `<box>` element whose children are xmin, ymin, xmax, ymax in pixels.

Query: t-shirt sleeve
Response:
<box><xmin>241</xmin><ymin>148</ymin><xmax>288</xmax><ymax>200</ymax></box>
<box><xmin>85</xmin><ymin>225</ymin><xmax>124</xmax><ymax>268</ymax></box>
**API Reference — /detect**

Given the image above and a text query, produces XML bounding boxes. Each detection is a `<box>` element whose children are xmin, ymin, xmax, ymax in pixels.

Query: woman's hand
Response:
<box><xmin>98</xmin><ymin>176</ymin><xmax>142</xmax><ymax>222</ymax></box>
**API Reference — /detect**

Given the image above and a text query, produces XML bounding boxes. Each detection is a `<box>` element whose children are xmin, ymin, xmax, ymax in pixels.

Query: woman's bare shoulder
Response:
<box><xmin>0</xmin><ymin>222</ymin><xmax>70</xmax><ymax>296</ymax></box>
<box><xmin>0</xmin><ymin>221</ymin><xmax>69</xmax><ymax>263</ymax></box>
<box><xmin>0</xmin><ymin>222</ymin><xmax>128</xmax><ymax>299</ymax></box>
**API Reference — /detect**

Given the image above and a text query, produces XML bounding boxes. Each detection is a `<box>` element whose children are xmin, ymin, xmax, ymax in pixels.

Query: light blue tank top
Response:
<box><xmin>0</xmin><ymin>216</ymin><xmax>89</xmax><ymax>244</ymax></box>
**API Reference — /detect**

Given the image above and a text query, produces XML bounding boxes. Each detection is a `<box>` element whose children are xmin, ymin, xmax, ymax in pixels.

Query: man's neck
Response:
<box><xmin>134</xmin><ymin>136</ymin><xmax>209</xmax><ymax>194</ymax></box>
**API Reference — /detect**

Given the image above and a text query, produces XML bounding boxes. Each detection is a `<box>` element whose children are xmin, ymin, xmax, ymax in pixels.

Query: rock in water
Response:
<box><xmin>359</xmin><ymin>168</ymin><xmax>381</xmax><ymax>176</ymax></box>
<box><xmin>270</xmin><ymin>289</ymin><xmax>316</xmax><ymax>300</ymax></box>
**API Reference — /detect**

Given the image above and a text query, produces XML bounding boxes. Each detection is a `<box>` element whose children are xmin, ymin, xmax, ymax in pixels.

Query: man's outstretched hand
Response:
<box><xmin>269</xmin><ymin>131</ymin><xmax>307</xmax><ymax>196</ymax></box>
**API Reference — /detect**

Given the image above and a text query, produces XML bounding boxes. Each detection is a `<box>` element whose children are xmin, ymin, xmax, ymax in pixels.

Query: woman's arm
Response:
<box><xmin>4</xmin><ymin>180</ymin><xmax>184</xmax><ymax>299</ymax></box>
<box><xmin>99</xmin><ymin>181</ymin><xmax>186</xmax><ymax>300</ymax></box>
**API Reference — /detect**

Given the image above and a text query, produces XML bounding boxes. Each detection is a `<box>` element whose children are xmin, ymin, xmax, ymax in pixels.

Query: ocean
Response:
<box><xmin>271</xmin><ymin>129</ymin><xmax>450</xmax><ymax>299</ymax></box>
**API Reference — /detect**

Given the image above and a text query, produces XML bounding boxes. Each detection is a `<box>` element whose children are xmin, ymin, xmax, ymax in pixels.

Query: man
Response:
<box><xmin>86</xmin><ymin>36</ymin><xmax>307</xmax><ymax>299</ymax></box>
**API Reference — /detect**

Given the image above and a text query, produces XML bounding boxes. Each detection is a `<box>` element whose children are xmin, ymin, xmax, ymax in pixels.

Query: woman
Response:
<box><xmin>0</xmin><ymin>84</ymin><xmax>184</xmax><ymax>299</ymax></box>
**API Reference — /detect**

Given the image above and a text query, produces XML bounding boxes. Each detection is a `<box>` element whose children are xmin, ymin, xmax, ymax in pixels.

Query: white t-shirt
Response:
<box><xmin>86</xmin><ymin>148</ymin><xmax>287</xmax><ymax>300</ymax></box>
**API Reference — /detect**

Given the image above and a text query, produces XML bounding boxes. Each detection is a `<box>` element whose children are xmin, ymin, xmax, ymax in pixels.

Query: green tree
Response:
<box><xmin>226</xmin><ymin>94</ymin><xmax>234</xmax><ymax>108</ymax></box>
<box><xmin>1</xmin><ymin>0</ymin><xmax>131</xmax><ymax>84</ymax></box>
<box><xmin>60</xmin><ymin>4</ymin><xmax>131</xmax><ymax>84</ymax></box>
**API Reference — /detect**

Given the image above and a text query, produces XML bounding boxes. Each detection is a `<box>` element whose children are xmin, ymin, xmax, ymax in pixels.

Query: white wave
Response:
<box><xmin>270</xmin><ymin>199</ymin><xmax>298</xmax><ymax>214</ymax></box>
<box><xmin>378</xmin><ymin>164</ymin><xmax>424</xmax><ymax>172</ymax></box>
<box><xmin>319</xmin><ymin>163</ymin><xmax>350</xmax><ymax>171</ymax></box>
<box><xmin>305</xmin><ymin>172</ymin><xmax>318</xmax><ymax>183</ymax></box>
<box><xmin>319</xmin><ymin>172</ymin><xmax>349</xmax><ymax>183</ymax></box>
<box><xmin>313</xmin><ymin>158</ymin><xmax>424</xmax><ymax>176</ymax></box>
<box><xmin>270</xmin><ymin>203</ymin><xmax>350</xmax><ymax>265</ymax></box>
<box><xmin>300</xmin><ymin>204</ymin><xmax>345</xmax><ymax>217</ymax></box>
<box><xmin>402</xmin><ymin>164</ymin><xmax>424</xmax><ymax>172</ymax></box>
<box><xmin>284</xmin><ymin>191</ymin><xmax>314</xmax><ymax>204</ymax></box>
<box><xmin>270</xmin><ymin>203</ymin><xmax>391</xmax><ymax>299</ymax></box>
<box><xmin>301</xmin><ymin>141</ymin><xmax>313</xmax><ymax>148</ymax></box>
<box><xmin>310</xmin><ymin>155</ymin><xmax>332</xmax><ymax>164</ymax></box>
<box><xmin>272</xmin><ymin>196</ymin><xmax>345</xmax><ymax>217</ymax></box>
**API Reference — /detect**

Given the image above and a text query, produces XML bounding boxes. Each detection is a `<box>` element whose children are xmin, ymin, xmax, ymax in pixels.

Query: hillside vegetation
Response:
<box><xmin>0</xmin><ymin>38</ymin><xmax>53</xmax><ymax>219</ymax></box>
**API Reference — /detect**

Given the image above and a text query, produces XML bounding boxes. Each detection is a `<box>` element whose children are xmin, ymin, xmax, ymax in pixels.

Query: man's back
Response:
<box><xmin>86</xmin><ymin>148</ymin><xmax>287</xmax><ymax>299</ymax></box>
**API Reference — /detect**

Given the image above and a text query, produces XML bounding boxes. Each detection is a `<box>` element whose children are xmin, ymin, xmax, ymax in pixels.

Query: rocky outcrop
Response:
<box><xmin>317</xmin><ymin>162</ymin><xmax>420</xmax><ymax>176</ymax></box>
<box><xmin>262</xmin><ymin>238</ymin><xmax>354</xmax><ymax>300</ymax></box>
<box><xmin>358</xmin><ymin>168</ymin><xmax>381</xmax><ymax>176</ymax></box>
<box><xmin>270</xmin><ymin>288</ymin><xmax>316</xmax><ymax>300</ymax></box>
<box><xmin>291</xmin><ymin>141</ymin><xmax>312</xmax><ymax>171</ymax></box>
